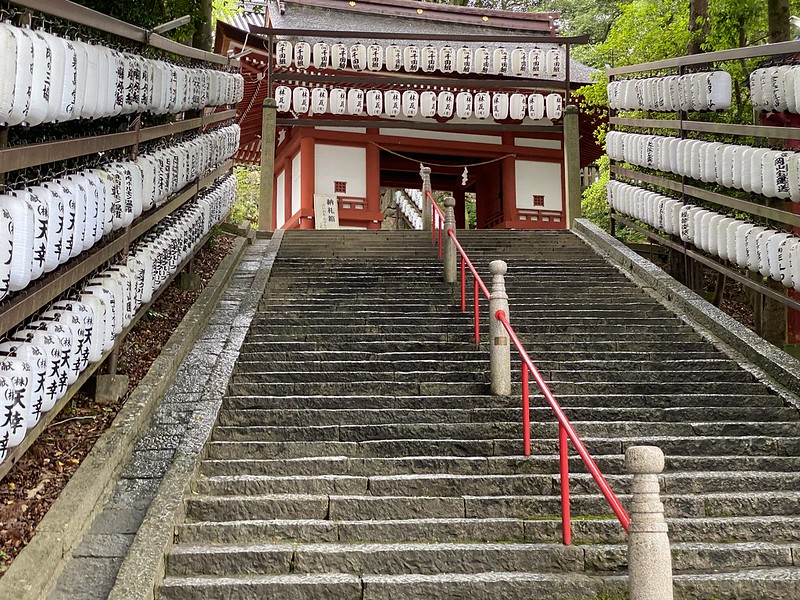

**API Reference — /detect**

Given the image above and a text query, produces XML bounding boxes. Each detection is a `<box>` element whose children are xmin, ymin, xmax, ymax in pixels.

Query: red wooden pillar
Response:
<box><xmin>501</xmin><ymin>156</ymin><xmax>517</xmax><ymax>227</ymax></box>
<box><xmin>453</xmin><ymin>187</ymin><xmax>466</xmax><ymax>230</ymax></box>
<box><xmin>283</xmin><ymin>157</ymin><xmax>292</xmax><ymax>229</ymax></box>
<box><xmin>300</xmin><ymin>136</ymin><xmax>315</xmax><ymax>230</ymax></box>
<box><xmin>366</xmin><ymin>142</ymin><xmax>381</xmax><ymax>230</ymax></box>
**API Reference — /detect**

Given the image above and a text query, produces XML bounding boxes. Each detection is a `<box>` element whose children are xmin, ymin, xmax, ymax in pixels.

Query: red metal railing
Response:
<box><xmin>495</xmin><ymin>309</ymin><xmax>632</xmax><ymax>543</ymax></box>
<box><xmin>424</xmin><ymin>188</ymin><xmax>631</xmax><ymax>544</ymax></box>
<box><xmin>428</xmin><ymin>191</ymin><xmax>490</xmax><ymax>344</ymax></box>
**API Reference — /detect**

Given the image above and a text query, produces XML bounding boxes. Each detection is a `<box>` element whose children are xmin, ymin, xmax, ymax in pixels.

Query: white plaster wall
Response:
<box><xmin>515</xmin><ymin>160</ymin><xmax>563</xmax><ymax>211</ymax></box>
<box><xmin>276</xmin><ymin>170</ymin><xmax>286</xmax><ymax>229</ymax></box>
<box><xmin>291</xmin><ymin>153</ymin><xmax>302</xmax><ymax>216</ymax></box>
<box><xmin>315</xmin><ymin>144</ymin><xmax>367</xmax><ymax>197</ymax></box>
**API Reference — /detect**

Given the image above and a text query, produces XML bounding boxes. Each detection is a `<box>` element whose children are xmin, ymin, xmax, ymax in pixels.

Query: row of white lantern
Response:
<box><xmin>606</xmin><ymin>130</ymin><xmax>800</xmax><ymax>202</ymax></box>
<box><xmin>0</xmin><ymin>174</ymin><xmax>235</xmax><ymax>463</ymax></box>
<box><xmin>750</xmin><ymin>65</ymin><xmax>800</xmax><ymax>114</ymax></box>
<box><xmin>0</xmin><ymin>22</ymin><xmax>244</xmax><ymax>127</ymax></box>
<box><xmin>608</xmin><ymin>180</ymin><xmax>800</xmax><ymax>288</ymax></box>
<box><xmin>0</xmin><ymin>123</ymin><xmax>240</xmax><ymax>303</ymax></box>
<box><xmin>275</xmin><ymin>41</ymin><xmax>565</xmax><ymax>79</ymax></box>
<box><xmin>394</xmin><ymin>191</ymin><xmax>423</xmax><ymax>230</ymax></box>
<box><xmin>607</xmin><ymin>71</ymin><xmax>732</xmax><ymax>112</ymax></box>
<box><xmin>406</xmin><ymin>188</ymin><xmax>424</xmax><ymax>213</ymax></box>
<box><xmin>275</xmin><ymin>86</ymin><xmax>564</xmax><ymax>121</ymax></box>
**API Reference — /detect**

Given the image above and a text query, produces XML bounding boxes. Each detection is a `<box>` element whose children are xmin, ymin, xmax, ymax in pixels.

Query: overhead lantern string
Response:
<box><xmin>373</xmin><ymin>142</ymin><xmax>515</xmax><ymax>171</ymax></box>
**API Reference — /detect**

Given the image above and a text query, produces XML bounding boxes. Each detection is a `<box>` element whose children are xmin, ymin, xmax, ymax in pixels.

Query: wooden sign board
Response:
<box><xmin>314</xmin><ymin>194</ymin><xmax>340</xmax><ymax>229</ymax></box>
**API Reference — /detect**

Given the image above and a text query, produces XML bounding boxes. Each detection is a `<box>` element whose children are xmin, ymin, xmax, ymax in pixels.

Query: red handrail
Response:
<box><xmin>426</xmin><ymin>190</ymin><xmax>490</xmax><ymax>344</ymax></box>
<box><xmin>422</xmin><ymin>187</ymin><xmax>630</xmax><ymax>544</ymax></box>
<box><xmin>495</xmin><ymin>309</ymin><xmax>632</xmax><ymax>541</ymax></box>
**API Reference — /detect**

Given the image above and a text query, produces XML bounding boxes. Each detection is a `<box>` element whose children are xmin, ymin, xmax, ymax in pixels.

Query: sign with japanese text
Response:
<box><xmin>314</xmin><ymin>194</ymin><xmax>340</xmax><ymax>229</ymax></box>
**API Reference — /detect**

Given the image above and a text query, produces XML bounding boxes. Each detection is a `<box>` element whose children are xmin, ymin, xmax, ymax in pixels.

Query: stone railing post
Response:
<box><xmin>489</xmin><ymin>260</ymin><xmax>511</xmax><ymax>396</ymax></box>
<box><xmin>421</xmin><ymin>165</ymin><xmax>432</xmax><ymax>231</ymax></box>
<box><xmin>443</xmin><ymin>197</ymin><xmax>457</xmax><ymax>283</ymax></box>
<box><xmin>626</xmin><ymin>445</ymin><xmax>674</xmax><ymax>600</ymax></box>
<box><xmin>563</xmin><ymin>104</ymin><xmax>582</xmax><ymax>229</ymax></box>
<box><xmin>258</xmin><ymin>98</ymin><xmax>277</xmax><ymax>235</ymax></box>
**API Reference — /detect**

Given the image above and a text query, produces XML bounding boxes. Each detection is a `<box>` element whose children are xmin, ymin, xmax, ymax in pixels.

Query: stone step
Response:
<box><xmin>233</xmin><ymin>358</ymin><xmax>746</xmax><ymax>375</ymax></box>
<box><xmin>194</xmin><ymin>471</ymin><xmax>800</xmax><ymax>498</ymax></box>
<box><xmin>245</xmin><ymin>330</ymin><xmax>698</xmax><ymax>342</ymax></box>
<box><xmin>176</xmin><ymin>515</ymin><xmax>800</xmax><ymax>546</ymax></box>
<box><xmin>222</xmin><ymin>394</ymin><xmax>786</xmax><ymax>411</ymax></box>
<box><xmin>214</xmin><ymin>405</ymin><xmax>797</xmax><ymax>428</ymax></box>
<box><xmin>203</xmin><ymin>435</ymin><xmax>800</xmax><ymax>458</ymax></box>
<box><xmin>165</xmin><ymin>541</ymin><xmax>585</xmax><ymax>577</ymax></box>
<box><xmin>230</xmin><ymin>368</ymin><xmax>753</xmax><ymax>385</ymax></box>
<box><xmin>184</xmin><ymin>491</ymin><xmax>800</xmax><ymax>522</ymax></box>
<box><xmin>158</xmin><ymin>573</ymin><xmax>362</xmax><ymax>600</ymax></box>
<box><xmin>199</xmin><ymin>454</ymin><xmax>800</xmax><ymax>478</ymax></box>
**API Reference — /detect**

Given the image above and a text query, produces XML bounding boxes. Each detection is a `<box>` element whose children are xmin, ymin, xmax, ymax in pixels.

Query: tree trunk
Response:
<box><xmin>192</xmin><ymin>0</ymin><xmax>213</xmax><ymax>51</ymax></box>
<box><xmin>768</xmin><ymin>0</ymin><xmax>791</xmax><ymax>43</ymax></box>
<box><xmin>687</xmin><ymin>0</ymin><xmax>709</xmax><ymax>54</ymax></box>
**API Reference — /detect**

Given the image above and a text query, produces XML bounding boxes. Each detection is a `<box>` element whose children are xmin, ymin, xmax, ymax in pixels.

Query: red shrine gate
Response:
<box><xmin>215</xmin><ymin>0</ymin><xmax>604</xmax><ymax>231</ymax></box>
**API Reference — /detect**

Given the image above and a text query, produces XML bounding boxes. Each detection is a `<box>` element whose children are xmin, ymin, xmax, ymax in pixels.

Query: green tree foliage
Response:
<box><xmin>230</xmin><ymin>166</ymin><xmax>260</xmax><ymax>227</ymax></box>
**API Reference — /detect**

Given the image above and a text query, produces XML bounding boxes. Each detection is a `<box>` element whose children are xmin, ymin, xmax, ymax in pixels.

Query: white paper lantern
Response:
<box><xmin>384</xmin><ymin>89</ymin><xmax>401</xmax><ymax>117</ymax></box>
<box><xmin>275</xmin><ymin>86</ymin><xmax>291</xmax><ymax>112</ymax></box>
<box><xmin>475</xmin><ymin>47</ymin><xmax>491</xmax><ymax>75</ymax></box>
<box><xmin>545</xmin><ymin>47</ymin><xmax>563</xmax><ymax>79</ymax></box>
<box><xmin>528</xmin><ymin>94</ymin><xmax>545</xmax><ymax>120</ymax></box>
<box><xmin>331</xmin><ymin>43</ymin><xmax>348</xmax><ymax>70</ymax></box>
<box><xmin>529</xmin><ymin>48</ymin><xmax>545</xmax><ymax>79</ymax></box>
<box><xmin>493</xmin><ymin>47</ymin><xmax>509</xmax><ymax>76</ymax></box>
<box><xmin>313</xmin><ymin>42</ymin><xmax>330</xmax><ymax>69</ymax></box>
<box><xmin>367</xmin><ymin>44</ymin><xmax>383</xmax><ymax>71</ymax></box>
<box><xmin>743</xmin><ymin>225</ymin><xmax>767</xmax><ymax>270</ymax></box>
<box><xmin>545</xmin><ymin>93</ymin><xmax>563</xmax><ymax>120</ymax></box>
<box><xmin>347</xmin><ymin>89</ymin><xmax>364</xmax><ymax>115</ymax></box>
<box><xmin>294</xmin><ymin>41</ymin><xmax>311</xmax><ymax>70</ymax></box>
<box><xmin>275</xmin><ymin>41</ymin><xmax>292</xmax><ymax>68</ymax></box>
<box><xmin>420</xmin><ymin>91</ymin><xmax>437</xmax><ymax>118</ymax></box>
<box><xmin>385</xmin><ymin>45</ymin><xmax>402</xmax><ymax>71</ymax></box>
<box><xmin>455</xmin><ymin>91</ymin><xmax>473</xmax><ymax>119</ymax></box>
<box><xmin>403</xmin><ymin>45</ymin><xmax>420</xmax><ymax>72</ymax></box>
<box><xmin>348</xmin><ymin>43</ymin><xmax>366</xmax><ymax>71</ymax></box>
<box><xmin>789</xmin><ymin>153</ymin><xmax>800</xmax><ymax>202</ymax></box>
<box><xmin>0</xmin><ymin>193</ymin><xmax>34</xmax><ymax>291</ymax></box>
<box><xmin>311</xmin><ymin>87</ymin><xmax>328</xmax><ymax>115</ymax></box>
<box><xmin>755</xmin><ymin>229</ymin><xmax>778</xmax><ymax>276</ymax></box>
<box><xmin>440</xmin><ymin>46</ymin><xmax>455</xmax><ymax>73</ymax></box>
<box><xmin>750</xmin><ymin>148</ymin><xmax>770</xmax><ymax>195</ymax></box>
<box><xmin>732</xmin><ymin>221</ymin><xmax>747</xmax><ymax>266</ymax></box>
<box><xmin>402</xmin><ymin>90</ymin><xmax>418</xmax><ymax>117</ymax></box>
<box><xmin>365</xmin><ymin>89</ymin><xmax>383</xmax><ymax>116</ymax></box>
<box><xmin>474</xmin><ymin>92</ymin><xmax>490</xmax><ymax>119</ymax></box>
<box><xmin>492</xmin><ymin>93</ymin><xmax>509</xmax><ymax>120</ymax></box>
<box><xmin>766</xmin><ymin>232</ymin><xmax>792</xmax><ymax>281</ymax></box>
<box><xmin>328</xmin><ymin>88</ymin><xmax>346</xmax><ymax>115</ymax></box>
<box><xmin>509</xmin><ymin>93</ymin><xmax>526</xmax><ymax>120</ymax></box>
<box><xmin>456</xmin><ymin>46</ymin><xmax>472</xmax><ymax>74</ymax></box>
<box><xmin>437</xmin><ymin>91</ymin><xmax>454</xmax><ymax>118</ymax></box>
<box><xmin>716</xmin><ymin>217</ymin><xmax>736</xmax><ymax>261</ymax></box>
<box><xmin>705</xmin><ymin>71</ymin><xmax>732</xmax><ymax>111</ymax></box>
<box><xmin>292</xmin><ymin>86</ymin><xmax>310</xmax><ymax>113</ymax></box>
<box><xmin>421</xmin><ymin>45</ymin><xmax>438</xmax><ymax>73</ymax></box>
<box><xmin>510</xmin><ymin>47</ymin><xmax>528</xmax><ymax>76</ymax></box>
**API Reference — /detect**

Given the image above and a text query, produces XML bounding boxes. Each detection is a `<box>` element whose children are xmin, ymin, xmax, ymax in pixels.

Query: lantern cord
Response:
<box><xmin>369</xmin><ymin>142</ymin><xmax>515</xmax><ymax>169</ymax></box>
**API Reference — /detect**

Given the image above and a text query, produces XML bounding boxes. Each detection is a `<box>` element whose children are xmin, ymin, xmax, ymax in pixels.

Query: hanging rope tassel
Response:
<box><xmin>462</xmin><ymin>167</ymin><xmax>468</xmax><ymax>186</ymax></box>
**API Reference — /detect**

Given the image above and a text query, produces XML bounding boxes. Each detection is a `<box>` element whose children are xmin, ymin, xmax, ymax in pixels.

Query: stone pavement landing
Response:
<box><xmin>47</xmin><ymin>236</ymin><xmax>278</xmax><ymax>600</ymax></box>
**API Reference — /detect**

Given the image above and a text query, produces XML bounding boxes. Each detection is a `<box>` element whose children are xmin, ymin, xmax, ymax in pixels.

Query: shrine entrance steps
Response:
<box><xmin>157</xmin><ymin>229</ymin><xmax>800</xmax><ymax>600</ymax></box>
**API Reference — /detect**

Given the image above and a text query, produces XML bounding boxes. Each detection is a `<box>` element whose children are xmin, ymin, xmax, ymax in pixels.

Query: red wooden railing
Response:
<box><xmin>426</xmin><ymin>190</ymin><xmax>631</xmax><ymax>544</ymax></box>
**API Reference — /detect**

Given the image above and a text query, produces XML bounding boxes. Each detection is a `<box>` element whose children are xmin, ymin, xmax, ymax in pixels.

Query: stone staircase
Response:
<box><xmin>158</xmin><ymin>229</ymin><xmax>800</xmax><ymax>600</ymax></box>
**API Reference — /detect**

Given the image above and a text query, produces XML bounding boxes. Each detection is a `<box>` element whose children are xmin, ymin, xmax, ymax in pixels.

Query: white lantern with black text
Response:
<box><xmin>546</xmin><ymin>47</ymin><xmax>563</xmax><ymax>78</ymax></box>
<box><xmin>331</xmin><ymin>43</ymin><xmax>348</xmax><ymax>70</ymax></box>
<box><xmin>529</xmin><ymin>48</ymin><xmax>545</xmax><ymax>79</ymax></box>
<box><xmin>492</xmin><ymin>93</ymin><xmax>509</xmax><ymax>120</ymax></box>
<box><xmin>294</xmin><ymin>42</ymin><xmax>311</xmax><ymax>69</ymax></box>
<box><xmin>420</xmin><ymin>91</ymin><xmax>437</xmax><ymax>118</ymax></box>
<box><xmin>528</xmin><ymin>94</ymin><xmax>545</xmax><ymax>120</ymax></box>
<box><xmin>350</xmin><ymin>44</ymin><xmax>367</xmax><ymax>71</ymax></box>
<box><xmin>545</xmin><ymin>93</ymin><xmax>563</xmax><ymax>119</ymax></box>
<box><xmin>493</xmin><ymin>47</ymin><xmax>509</xmax><ymax>76</ymax></box>
<box><xmin>456</xmin><ymin>46</ymin><xmax>472</xmax><ymax>74</ymax></box>
<box><xmin>402</xmin><ymin>90</ymin><xmax>419</xmax><ymax>117</ymax></box>
<box><xmin>440</xmin><ymin>46</ymin><xmax>455</xmax><ymax>73</ymax></box>
<box><xmin>510</xmin><ymin>47</ymin><xmax>528</xmax><ymax>76</ymax></box>
<box><xmin>275</xmin><ymin>41</ymin><xmax>292</xmax><ymax>68</ymax></box>
<box><xmin>311</xmin><ymin>87</ymin><xmax>328</xmax><ymax>115</ymax></box>
<box><xmin>347</xmin><ymin>88</ymin><xmax>364</xmax><ymax>114</ymax></box>
<box><xmin>509</xmin><ymin>93</ymin><xmax>526</xmax><ymax>120</ymax></box>
<box><xmin>474</xmin><ymin>92</ymin><xmax>490</xmax><ymax>119</ymax></box>
<box><xmin>422</xmin><ymin>45</ymin><xmax>438</xmax><ymax>73</ymax></box>
<box><xmin>385</xmin><ymin>89</ymin><xmax>401</xmax><ymax>117</ymax></box>
<box><xmin>367</xmin><ymin>44</ymin><xmax>383</xmax><ymax>71</ymax></box>
<box><xmin>292</xmin><ymin>86</ymin><xmax>310</xmax><ymax>113</ymax></box>
<box><xmin>366</xmin><ymin>89</ymin><xmax>383</xmax><ymax>116</ymax></box>
<box><xmin>456</xmin><ymin>92</ymin><xmax>473</xmax><ymax>119</ymax></box>
<box><xmin>313</xmin><ymin>42</ymin><xmax>330</xmax><ymax>69</ymax></box>
<box><xmin>475</xmin><ymin>47</ymin><xmax>491</xmax><ymax>75</ymax></box>
<box><xmin>404</xmin><ymin>45</ymin><xmax>420</xmax><ymax>72</ymax></box>
<box><xmin>386</xmin><ymin>45</ymin><xmax>402</xmax><ymax>71</ymax></box>
<box><xmin>437</xmin><ymin>91</ymin><xmax>454</xmax><ymax>118</ymax></box>
<box><xmin>330</xmin><ymin>88</ymin><xmax>346</xmax><ymax>114</ymax></box>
